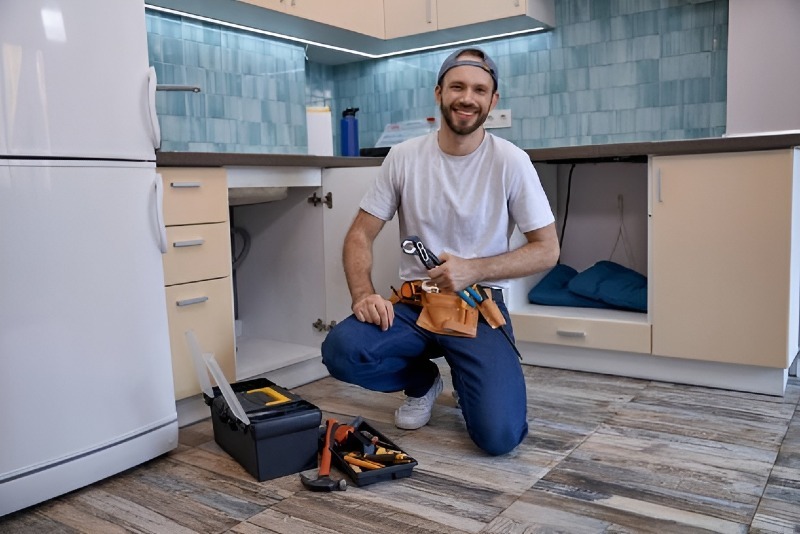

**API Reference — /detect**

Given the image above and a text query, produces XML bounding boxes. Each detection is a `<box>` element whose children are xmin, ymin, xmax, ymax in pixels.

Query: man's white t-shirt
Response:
<box><xmin>360</xmin><ymin>131</ymin><xmax>555</xmax><ymax>290</ymax></box>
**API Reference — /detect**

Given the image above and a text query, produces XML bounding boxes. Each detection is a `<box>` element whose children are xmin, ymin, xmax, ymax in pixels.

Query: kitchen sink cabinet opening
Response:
<box><xmin>505</xmin><ymin>161</ymin><xmax>652</xmax><ymax>355</ymax></box>
<box><xmin>228</xmin><ymin>166</ymin><xmax>397</xmax><ymax>387</ymax></box>
<box><xmin>230</xmin><ymin>186</ymin><xmax>329</xmax><ymax>383</ymax></box>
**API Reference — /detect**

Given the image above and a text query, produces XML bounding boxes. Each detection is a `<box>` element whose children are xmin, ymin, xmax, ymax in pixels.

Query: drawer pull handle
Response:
<box><xmin>176</xmin><ymin>296</ymin><xmax>209</xmax><ymax>307</ymax></box>
<box><xmin>170</xmin><ymin>182</ymin><xmax>201</xmax><ymax>188</ymax></box>
<box><xmin>173</xmin><ymin>239</ymin><xmax>205</xmax><ymax>248</ymax></box>
<box><xmin>557</xmin><ymin>329</ymin><xmax>586</xmax><ymax>338</ymax></box>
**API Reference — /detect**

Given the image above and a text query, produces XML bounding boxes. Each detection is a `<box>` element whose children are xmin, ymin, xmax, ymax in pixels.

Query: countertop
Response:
<box><xmin>155</xmin><ymin>133</ymin><xmax>800</xmax><ymax>168</ymax></box>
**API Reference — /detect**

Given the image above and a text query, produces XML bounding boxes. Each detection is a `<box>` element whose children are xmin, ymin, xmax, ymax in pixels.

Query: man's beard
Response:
<box><xmin>439</xmin><ymin>100</ymin><xmax>489</xmax><ymax>136</ymax></box>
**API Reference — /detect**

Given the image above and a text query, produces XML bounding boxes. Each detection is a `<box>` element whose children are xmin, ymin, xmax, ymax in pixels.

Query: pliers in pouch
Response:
<box><xmin>400</xmin><ymin>236</ymin><xmax>522</xmax><ymax>359</ymax></box>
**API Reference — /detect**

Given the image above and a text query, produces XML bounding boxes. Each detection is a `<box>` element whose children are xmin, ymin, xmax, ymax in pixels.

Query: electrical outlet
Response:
<box><xmin>485</xmin><ymin>109</ymin><xmax>512</xmax><ymax>129</ymax></box>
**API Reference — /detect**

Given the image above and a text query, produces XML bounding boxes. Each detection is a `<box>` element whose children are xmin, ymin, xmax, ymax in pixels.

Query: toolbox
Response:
<box><xmin>205</xmin><ymin>378</ymin><xmax>321</xmax><ymax>481</ymax></box>
<box><xmin>188</xmin><ymin>331</ymin><xmax>321</xmax><ymax>482</ymax></box>
<box><xmin>329</xmin><ymin>418</ymin><xmax>417</xmax><ymax>487</ymax></box>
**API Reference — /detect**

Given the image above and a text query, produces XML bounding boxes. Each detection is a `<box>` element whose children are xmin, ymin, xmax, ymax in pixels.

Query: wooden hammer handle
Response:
<box><xmin>319</xmin><ymin>418</ymin><xmax>336</xmax><ymax>477</ymax></box>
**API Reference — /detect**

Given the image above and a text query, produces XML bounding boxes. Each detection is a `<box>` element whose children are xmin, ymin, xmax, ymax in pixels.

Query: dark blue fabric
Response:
<box><xmin>567</xmin><ymin>260</ymin><xmax>647</xmax><ymax>312</ymax></box>
<box><xmin>528</xmin><ymin>264</ymin><xmax>613</xmax><ymax>309</ymax></box>
<box><xmin>321</xmin><ymin>302</ymin><xmax>527</xmax><ymax>456</ymax></box>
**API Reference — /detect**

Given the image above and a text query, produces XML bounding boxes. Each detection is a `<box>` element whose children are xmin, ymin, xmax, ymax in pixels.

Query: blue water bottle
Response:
<box><xmin>340</xmin><ymin>107</ymin><xmax>359</xmax><ymax>156</ymax></box>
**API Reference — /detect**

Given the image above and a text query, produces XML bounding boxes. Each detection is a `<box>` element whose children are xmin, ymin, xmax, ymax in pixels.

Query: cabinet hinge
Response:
<box><xmin>312</xmin><ymin>318</ymin><xmax>337</xmax><ymax>332</ymax></box>
<box><xmin>308</xmin><ymin>192</ymin><xmax>333</xmax><ymax>209</ymax></box>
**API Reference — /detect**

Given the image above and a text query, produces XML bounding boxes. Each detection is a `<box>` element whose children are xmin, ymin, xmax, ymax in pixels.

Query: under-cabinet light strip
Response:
<box><xmin>144</xmin><ymin>4</ymin><xmax>545</xmax><ymax>59</ymax></box>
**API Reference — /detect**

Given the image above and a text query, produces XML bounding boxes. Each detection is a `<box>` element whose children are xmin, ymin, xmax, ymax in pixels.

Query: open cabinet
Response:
<box><xmin>231</xmin><ymin>166</ymin><xmax>399</xmax><ymax>385</ymax></box>
<box><xmin>508</xmin><ymin>161</ymin><xmax>652</xmax><ymax>354</ymax></box>
<box><xmin>507</xmin><ymin>148</ymin><xmax>800</xmax><ymax>395</ymax></box>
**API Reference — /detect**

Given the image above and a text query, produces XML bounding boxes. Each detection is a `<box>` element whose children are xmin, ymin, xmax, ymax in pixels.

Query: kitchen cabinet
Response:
<box><xmin>238</xmin><ymin>0</ymin><xmax>385</xmax><ymax>39</ymax></box>
<box><xmin>650</xmin><ymin>150</ymin><xmax>800</xmax><ymax>368</ymax></box>
<box><xmin>290</xmin><ymin>0</ymin><xmax>385</xmax><ymax>39</ymax></box>
<box><xmin>384</xmin><ymin>0</ymin><xmax>437</xmax><ymax>39</ymax></box>
<box><xmin>385</xmin><ymin>0</ymin><xmax>555</xmax><ymax>39</ymax></box>
<box><xmin>506</xmin><ymin>148</ymin><xmax>800</xmax><ymax>395</ymax></box>
<box><xmin>232</xmin><ymin>166</ymin><xmax>400</xmax><ymax>383</ymax></box>
<box><xmin>159</xmin><ymin>168</ymin><xmax>236</xmax><ymax>400</ymax></box>
<box><xmin>437</xmin><ymin>0</ymin><xmax>545</xmax><ymax>30</ymax></box>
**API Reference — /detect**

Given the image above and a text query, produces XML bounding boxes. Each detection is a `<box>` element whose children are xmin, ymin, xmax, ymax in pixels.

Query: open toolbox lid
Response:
<box><xmin>185</xmin><ymin>330</ymin><xmax>308</xmax><ymax>428</ymax></box>
<box><xmin>186</xmin><ymin>330</ymin><xmax>250</xmax><ymax>425</ymax></box>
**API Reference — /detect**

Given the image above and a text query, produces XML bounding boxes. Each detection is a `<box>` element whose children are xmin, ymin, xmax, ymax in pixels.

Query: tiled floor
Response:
<box><xmin>1</xmin><ymin>365</ymin><xmax>798</xmax><ymax>533</ymax></box>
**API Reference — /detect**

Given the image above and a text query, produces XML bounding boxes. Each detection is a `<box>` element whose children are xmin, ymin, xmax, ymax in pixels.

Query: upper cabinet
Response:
<box><xmin>239</xmin><ymin>0</ymin><xmax>386</xmax><ymax>39</ymax></box>
<box><xmin>384</xmin><ymin>0</ymin><xmax>437</xmax><ymax>39</ymax></box>
<box><xmin>385</xmin><ymin>0</ymin><xmax>555</xmax><ymax>39</ymax></box>
<box><xmin>438</xmin><ymin>0</ymin><xmax>553</xmax><ymax>31</ymax></box>
<box><xmin>286</xmin><ymin>0</ymin><xmax>385</xmax><ymax>39</ymax></box>
<box><xmin>228</xmin><ymin>0</ymin><xmax>554</xmax><ymax>55</ymax></box>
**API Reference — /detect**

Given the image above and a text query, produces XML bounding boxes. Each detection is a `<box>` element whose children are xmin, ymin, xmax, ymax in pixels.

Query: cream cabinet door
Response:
<box><xmin>289</xmin><ymin>0</ymin><xmax>385</xmax><ymax>38</ymax></box>
<box><xmin>436</xmin><ymin>0</ymin><xmax>527</xmax><ymax>30</ymax></box>
<box><xmin>166</xmin><ymin>278</ymin><xmax>236</xmax><ymax>400</ymax></box>
<box><xmin>650</xmin><ymin>150</ymin><xmax>799</xmax><ymax>368</ymax></box>
<box><xmin>384</xmin><ymin>0</ymin><xmax>438</xmax><ymax>39</ymax></box>
<box><xmin>237</xmin><ymin>0</ymin><xmax>287</xmax><ymax>13</ymax></box>
<box><xmin>322</xmin><ymin>167</ymin><xmax>401</xmax><ymax>326</ymax></box>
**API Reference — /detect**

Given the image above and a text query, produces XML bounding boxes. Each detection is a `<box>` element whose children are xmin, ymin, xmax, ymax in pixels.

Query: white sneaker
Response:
<box><xmin>394</xmin><ymin>373</ymin><xmax>443</xmax><ymax>430</ymax></box>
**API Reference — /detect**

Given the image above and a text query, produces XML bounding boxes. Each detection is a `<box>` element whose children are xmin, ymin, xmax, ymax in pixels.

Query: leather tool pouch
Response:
<box><xmin>477</xmin><ymin>297</ymin><xmax>506</xmax><ymax>329</ymax></box>
<box><xmin>417</xmin><ymin>291</ymin><xmax>478</xmax><ymax>338</ymax></box>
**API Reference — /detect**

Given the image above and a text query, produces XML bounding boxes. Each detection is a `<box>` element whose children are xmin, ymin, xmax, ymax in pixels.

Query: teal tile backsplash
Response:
<box><xmin>147</xmin><ymin>10</ymin><xmax>307</xmax><ymax>153</ymax></box>
<box><xmin>147</xmin><ymin>0</ymin><xmax>728</xmax><ymax>154</ymax></box>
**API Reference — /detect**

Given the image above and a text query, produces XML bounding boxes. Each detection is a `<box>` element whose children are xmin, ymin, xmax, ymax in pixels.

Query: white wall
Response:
<box><xmin>726</xmin><ymin>0</ymin><xmax>800</xmax><ymax>136</ymax></box>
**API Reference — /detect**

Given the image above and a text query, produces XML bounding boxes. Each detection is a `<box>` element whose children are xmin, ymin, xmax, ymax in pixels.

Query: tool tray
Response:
<box><xmin>203</xmin><ymin>377</ymin><xmax>321</xmax><ymax>482</ymax></box>
<box><xmin>329</xmin><ymin>420</ymin><xmax>417</xmax><ymax>487</ymax></box>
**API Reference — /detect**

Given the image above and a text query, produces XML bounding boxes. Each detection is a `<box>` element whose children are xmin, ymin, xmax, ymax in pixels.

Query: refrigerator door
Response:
<box><xmin>0</xmin><ymin>161</ymin><xmax>177</xmax><ymax>514</ymax></box>
<box><xmin>0</xmin><ymin>0</ymin><xmax>158</xmax><ymax>160</ymax></box>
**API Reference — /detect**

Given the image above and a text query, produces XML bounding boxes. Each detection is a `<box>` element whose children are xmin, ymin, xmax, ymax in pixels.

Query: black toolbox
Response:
<box><xmin>204</xmin><ymin>377</ymin><xmax>321</xmax><ymax>482</ymax></box>
<box><xmin>329</xmin><ymin>419</ymin><xmax>417</xmax><ymax>487</ymax></box>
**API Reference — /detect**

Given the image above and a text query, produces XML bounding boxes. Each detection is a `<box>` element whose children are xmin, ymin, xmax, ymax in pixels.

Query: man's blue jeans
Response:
<box><xmin>321</xmin><ymin>300</ymin><xmax>527</xmax><ymax>456</ymax></box>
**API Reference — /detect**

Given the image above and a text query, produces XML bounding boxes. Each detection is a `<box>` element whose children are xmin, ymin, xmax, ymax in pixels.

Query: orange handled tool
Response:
<box><xmin>300</xmin><ymin>418</ymin><xmax>346</xmax><ymax>491</ymax></box>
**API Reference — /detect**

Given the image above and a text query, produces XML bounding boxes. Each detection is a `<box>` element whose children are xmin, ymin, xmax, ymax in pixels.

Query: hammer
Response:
<box><xmin>300</xmin><ymin>418</ymin><xmax>347</xmax><ymax>492</ymax></box>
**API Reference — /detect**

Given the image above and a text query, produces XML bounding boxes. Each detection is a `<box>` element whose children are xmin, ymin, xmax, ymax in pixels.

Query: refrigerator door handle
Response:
<box><xmin>154</xmin><ymin>174</ymin><xmax>168</xmax><ymax>254</ymax></box>
<box><xmin>147</xmin><ymin>67</ymin><xmax>162</xmax><ymax>150</ymax></box>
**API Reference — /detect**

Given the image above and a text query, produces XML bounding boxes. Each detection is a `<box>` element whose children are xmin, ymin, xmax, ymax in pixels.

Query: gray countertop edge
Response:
<box><xmin>155</xmin><ymin>133</ymin><xmax>800</xmax><ymax>168</ymax></box>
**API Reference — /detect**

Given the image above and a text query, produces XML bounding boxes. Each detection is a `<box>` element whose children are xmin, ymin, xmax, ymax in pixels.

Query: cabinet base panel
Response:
<box><xmin>520</xmin><ymin>342</ymin><xmax>789</xmax><ymax>396</ymax></box>
<box><xmin>236</xmin><ymin>337</ymin><xmax>322</xmax><ymax>381</ymax></box>
<box><xmin>260</xmin><ymin>356</ymin><xmax>329</xmax><ymax>389</ymax></box>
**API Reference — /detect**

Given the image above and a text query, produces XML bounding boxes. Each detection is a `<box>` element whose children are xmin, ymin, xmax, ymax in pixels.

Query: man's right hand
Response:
<box><xmin>352</xmin><ymin>294</ymin><xmax>394</xmax><ymax>331</ymax></box>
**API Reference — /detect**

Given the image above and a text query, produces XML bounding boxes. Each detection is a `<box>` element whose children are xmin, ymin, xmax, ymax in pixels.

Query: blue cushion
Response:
<box><xmin>528</xmin><ymin>264</ymin><xmax>613</xmax><ymax>309</ymax></box>
<box><xmin>567</xmin><ymin>261</ymin><xmax>647</xmax><ymax>312</ymax></box>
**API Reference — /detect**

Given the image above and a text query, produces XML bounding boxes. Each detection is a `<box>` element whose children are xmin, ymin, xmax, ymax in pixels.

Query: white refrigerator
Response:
<box><xmin>0</xmin><ymin>0</ymin><xmax>178</xmax><ymax>516</ymax></box>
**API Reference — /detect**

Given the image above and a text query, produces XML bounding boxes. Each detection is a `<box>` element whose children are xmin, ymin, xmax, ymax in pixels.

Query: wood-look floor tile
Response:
<box><xmin>29</xmin><ymin>498</ymin><xmax>131</xmax><ymax>534</ymax></box>
<box><xmin>484</xmin><ymin>486</ymin><xmax>746</xmax><ymax>533</ymax></box>
<box><xmin>1</xmin><ymin>367</ymin><xmax>797</xmax><ymax>533</ymax></box>
<box><xmin>177</xmin><ymin>418</ymin><xmax>215</xmax><ymax>447</ymax></box>
<box><xmin>607</xmin><ymin>382</ymin><xmax>797</xmax><ymax>450</ymax></box>
<box><xmin>537</xmin><ymin>429</ymin><xmax>771</xmax><ymax>522</ymax></box>
<box><xmin>750</xmin><ymin>400</ymin><xmax>800</xmax><ymax>533</ymax></box>
<box><xmin>231</xmin><ymin>508</ymin><xmax>344</xmax><ymax>533</ymax></box>
<box><xmin>266</xmin><ymin>487</ymin><xmax>476</xmax><ymax>533</ymax></box>
<box><xmin>64</xmin><ymin>487</ymin><xmax>199</xmax><ymax>533</ymax></box>
<box><xmin>0</xmin><ymin>508</ymin><xmax>83</xmax><ymax>534</ymax></box>
<box><xmin>749</xmin><ymin>466</ymin><xmax>800</xmax><ymax>533</ymax></box>
<box><xmin>524</xmin><ymin>367</ymin><xmax>649</xmax><ymax>454</ymax></box>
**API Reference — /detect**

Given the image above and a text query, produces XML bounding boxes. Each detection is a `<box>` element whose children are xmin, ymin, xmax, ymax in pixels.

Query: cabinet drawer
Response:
<box><xmin>160</xmin><ymin>168</ymin><xmax>228</xmax><ymax>225</ymax></box>
<box><xmin>511</xmin><ymin>311</ymin><xmax>651</xmax><ymax>354</ymax></box>
<box><xmin>165</xmin><ymin>277</ymin><xmax>235</xmax><ymax>400</ymax></box>
<box><xmin>163</xmin><ymin>222</ymin><xmax>231</xmax><ymax>286</ymax></box>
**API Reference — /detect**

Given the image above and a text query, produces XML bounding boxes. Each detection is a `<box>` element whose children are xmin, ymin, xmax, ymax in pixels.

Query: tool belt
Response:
<box><xmin>391</xmin><ymin>281</ymin><xmax>506</xmax><ymax>338</ymax></box>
